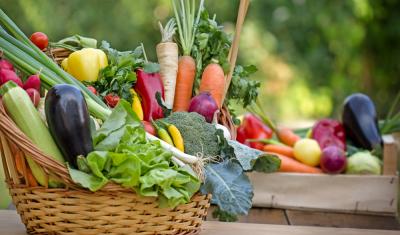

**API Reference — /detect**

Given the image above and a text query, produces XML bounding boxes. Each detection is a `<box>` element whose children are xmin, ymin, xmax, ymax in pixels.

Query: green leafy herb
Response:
<box><xmin>190</xmin><ymin>9</ymin><xmax>260</xmax><ymax>110</ymax></box>
<box><xmin>90</xmin><ymin>41</ymin><xmax>146</xmax><ymax>103</ymax></box>
<box><xmin>191</xmin><ymin>10</ymin><xmax>231</xmax><ymax>92</ymax></box>
<box><xmin>227</xmin><ymin>65</ymin><xmax>260</xmax><ymax>108</ymax></box>
<box><xmin>69</xmin><ymin>100</ymin><xmax>200</xmax><ymax>208</ymax></box>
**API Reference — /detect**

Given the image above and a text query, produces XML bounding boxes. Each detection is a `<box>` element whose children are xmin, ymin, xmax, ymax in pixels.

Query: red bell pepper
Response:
<box><xmin>237</xmin><ymin>113</ymin><xmax>273</xmax><ymax>150</ymax></box>
<box><xmin>134</xmin><ymin>69</ymin><xmax>164</xmax><ymax>121</ymax></box>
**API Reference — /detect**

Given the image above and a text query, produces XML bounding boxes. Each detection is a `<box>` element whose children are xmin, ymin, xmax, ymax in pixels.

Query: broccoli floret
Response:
<box><xmin>161</xmin><ymin>112</ymin><xmax>221</xmax><ymax>157</ymax></box>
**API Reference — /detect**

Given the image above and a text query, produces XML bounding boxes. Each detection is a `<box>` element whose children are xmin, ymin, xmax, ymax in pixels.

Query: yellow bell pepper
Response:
<box><xmin>62</xmin><ymin>48</ymin><xmax>108</xmax><ymax>82</ymax></box>
<box><xmin>130</xmin><ymin>89</ymin><xmax>144</xmax><ymax>120</ymax></box>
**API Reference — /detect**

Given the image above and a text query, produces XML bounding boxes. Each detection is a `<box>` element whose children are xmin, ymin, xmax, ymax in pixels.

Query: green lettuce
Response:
<box><xmin>69</xmin><ymin>100</ymin><xmax>200</xmax><ymax>208</ymax></box>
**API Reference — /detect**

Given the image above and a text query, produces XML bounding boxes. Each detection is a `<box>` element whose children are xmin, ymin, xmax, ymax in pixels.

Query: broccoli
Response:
<box><xmin>161</xmin><ymin>112</ymin><xmax>221</xmax><ymax>157</ymax></box>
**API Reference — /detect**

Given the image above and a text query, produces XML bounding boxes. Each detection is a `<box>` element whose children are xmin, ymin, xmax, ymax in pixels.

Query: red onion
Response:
<box><xmin>188</xmin><ymin>92</ymin><xmax>218</xmax><ymax>123</ymax></box>
<box><xmin>320</xmin><ymin>146</ymin><xmax>347</xmax><ymax>174</ymax></box>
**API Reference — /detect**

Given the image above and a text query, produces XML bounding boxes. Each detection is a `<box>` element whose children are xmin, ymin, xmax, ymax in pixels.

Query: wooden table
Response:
<box><xmin>1</xmin><ymin>210</ymin><xmax>399</xmax><ymax>235</ymax></box>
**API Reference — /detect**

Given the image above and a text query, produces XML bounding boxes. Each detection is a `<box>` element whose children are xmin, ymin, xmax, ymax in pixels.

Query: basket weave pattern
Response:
<box><xmin>0</xmin><ymin>97</ymin><xmax>211</xmax><ymax>234</ymax></box>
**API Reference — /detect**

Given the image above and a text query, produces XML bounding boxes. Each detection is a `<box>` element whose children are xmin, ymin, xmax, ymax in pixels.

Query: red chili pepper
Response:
<box><xmin>237</xmin><ymin>113</ymin><xmax>273</xmax><ymax>150</ymax></box>
<box><xmin>134</xmin><ymin>69</ymin><xmax>164</xmax><ymax>121</ymax></box>
<box><xmin>104</xmin><ymin>93</ymin><xmax>120</xmax><ymax>108</ymax></box>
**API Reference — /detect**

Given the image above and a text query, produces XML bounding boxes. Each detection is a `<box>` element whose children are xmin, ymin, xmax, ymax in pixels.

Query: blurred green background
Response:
<box><xmin>0</xmin><ymin>0</ymin><xmax>399</xmax><ymax>122</ymax></box>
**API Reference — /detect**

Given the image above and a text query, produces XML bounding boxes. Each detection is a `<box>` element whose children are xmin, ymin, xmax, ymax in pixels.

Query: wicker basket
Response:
<box><xmin>0</xmin><ymin>100</ymin><xmax>211</xmax><ymax>234</ymax></box>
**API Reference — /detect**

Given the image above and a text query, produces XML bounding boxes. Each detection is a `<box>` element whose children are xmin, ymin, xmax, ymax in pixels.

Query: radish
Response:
<box><xmin>23</xmin><ymin>74</ymin><xmax>41</xmax><ymax>92</ymax></box>
<box><xmin>0</xmin><ymin>59</ymin><xmax>14</xmax><ymax>71</ymax></box>
<box><xmin>25</xmin><ymin>88</ymin><xmax>40</xmax><ymax>107</ymax></box>
<box><xmin>0</xmin><ymin>68</ymin><xmax>23</xmax><ymax>87</ymax></box>
<box><xmin>311</xmin><ymin>119</ymin><xmax>346</xmax><ymax>150</ymax></box>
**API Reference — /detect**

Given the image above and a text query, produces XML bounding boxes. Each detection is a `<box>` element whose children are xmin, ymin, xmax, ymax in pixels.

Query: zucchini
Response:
<box><xmin>0</xmin><ymin>81</ymin><xmax>65</xmax><ymax>187</ymax></box>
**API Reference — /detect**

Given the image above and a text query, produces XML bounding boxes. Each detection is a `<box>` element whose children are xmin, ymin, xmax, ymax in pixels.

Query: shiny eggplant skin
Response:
<box><xmin>45</xmin><ymin>84</ymin><xmax>93</xmax><ymax>168</ymax></box>
<box><xmin>342</xmin><ymin>93</ymin><xmax>382</xmax><ymax>151</ymax></box>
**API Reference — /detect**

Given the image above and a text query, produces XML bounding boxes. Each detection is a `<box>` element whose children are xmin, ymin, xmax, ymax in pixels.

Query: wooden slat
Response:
<box><xmin>383</xmin><ymin>135</ymin><xmax>398</xmax><ymax>175</ymax></box>
<box><xmin>249</xmin><ymin>172</ymin><xmax>398</xmax><ymax>214</ymax></box>
<box><xmin>207</xmin><ymin>206</ymin><xmax>288</xmax><ymax>225</ymax></box>
<box><xmin>202</xmin><ymin>221</ymin><xmax>400</xmax><ymax>235</ymax></box>
<box><xmin>286</xmin><ymin>209</ymin><xmax>400</xmax><ymax>230</ymax></box>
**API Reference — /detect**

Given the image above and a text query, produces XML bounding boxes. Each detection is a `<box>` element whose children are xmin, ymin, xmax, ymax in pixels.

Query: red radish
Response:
<box><xmin>188</xmin><ymin>92</ymin><xmax>218</xmax><ymax>123</ymax></box>
<box><xmin>0</xmin><ymin>59</ymin><xmax>14</xmax><ymax>71</ymax></box>
<box><xmin>0</xmin><ymin>68</ymin><xmax>23</xmax><ymax>87</ymax></box>
<box><xmin>87</xmin><ymin>86</ymin><xmax>97</xmax><ymax>95</ymax></box>
<box><xmin>312</xmin><ymin>119</ymin><xmax>346</xmax><ymax>150</ymax></box>
<box><xmin>30</xmin><ymin>32</ymin><xmax>49</xmax><ymax>50</ymax></box>
<box><xmin>320</xmin><ymin>146</ymin><xmax>347</xmax><ymax>174</ymax></box>
<box><xmin>104</xmin><ymin>93</ymin><xmax>120</xmax><ymax>108</ymax></box>
<box><xmin>23</xmin><ymin>74</ymin><xmax>41</xmax><ymax>92</ymax></box>
<box><xmin>26</xmin><ymin>88</ymin><xmax>41</xmax><ymax>107</ymax></box>
<box><xmin>142</xmin><ymin>120</ymin><xmax>156</xmax><ymax>135</ymax></box>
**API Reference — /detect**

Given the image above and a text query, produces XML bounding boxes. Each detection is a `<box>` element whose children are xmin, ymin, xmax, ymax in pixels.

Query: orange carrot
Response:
<box><xmin>172</xmin><ymin>0</ymin><xmax>203</xmax><ymax>111</ymax></box>
<box><xmin>9</xmin><ymin>142</ymin><xmax>24</xmax><ymax>175</ymax></box>
<box><xmin>263</xmin><ymin>144</ymin><xmax>294</xmax><ymax>158</ymax></box>
<box><xmin>269</xmin><ymin>152</ymin><xmax>322</xmax><ymax>174</ymax></box>
<box><xmin>199</xmin><ymin>63</ymin><xmax>226</xmax><ymax>108</ymax></box>
<box><xmin>26</xmin><ymin>166</ymin><xmax>38</xmax><ymax>187</ymax></box>
<box><xmin>173</xmin><ymin>56</ymin><xmax>196</xmax><ymax>111</ymax></box>
<box><xmin>277</xmin><ymin>127</ymin><xmax>301</xmax><ymax>147</ymax></box>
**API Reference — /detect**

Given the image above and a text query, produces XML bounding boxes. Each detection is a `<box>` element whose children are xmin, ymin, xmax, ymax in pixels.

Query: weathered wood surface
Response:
<box><xmin>1</xmin><ymin>210</ymin><xmax>399</xmax><ymax>235</ymax></box>
<box><xmin>249</xmin><ymin>172</ymin><xmax>398</xmax><ymax>214</ymax></box>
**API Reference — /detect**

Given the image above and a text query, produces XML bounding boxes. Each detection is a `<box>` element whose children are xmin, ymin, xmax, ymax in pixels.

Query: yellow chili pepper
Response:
<box><xmin>62</xmin><ymin>48</ymin><xmax>108</xmax><ymax>82</ymax></box>
<box><xmin>151</xmin><ymin>121</ymin><xmax>174</xmax><ymax>146</ymax></box>
<box><xmin>130</xmin><ymin>89</ymin><xmax>143</xmax><ymax>120</ymax></box>
<box><xmin>162</xmin><ymin>121</ymin><xmax>185</xmax><ymax>152</ymax></box>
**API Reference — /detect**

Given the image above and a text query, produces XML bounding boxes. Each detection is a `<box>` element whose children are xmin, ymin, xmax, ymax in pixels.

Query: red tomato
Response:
<box><xmin>29</xmin><ymin>32</ymin><xmax>49</xmax><ymax>50</ymax></box>
<box><xmin>104</xmin><ymin>94</ymin><xmax>120</xmax><ymax>108</ymax></box>
<box><xmin>141</xmin><ymin>120</ymin><xmax>156</xmax><ymax>135</ymax></box>
<box><xmin>87</xmin><ymin>86</ymin><xmax>97</xmax><ymax>95</ymax></box>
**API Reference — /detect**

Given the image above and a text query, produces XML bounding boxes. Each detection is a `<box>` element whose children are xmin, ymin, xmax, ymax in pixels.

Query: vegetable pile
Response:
<box><xmin>240</xmin><ymin>90</ymin><xmax>400</xmax><ymax>175</ymax></box>
<box><xmin>0</xmin><ymin>1</ymin><xmax>279</xmax><ymax>222</ymax></box>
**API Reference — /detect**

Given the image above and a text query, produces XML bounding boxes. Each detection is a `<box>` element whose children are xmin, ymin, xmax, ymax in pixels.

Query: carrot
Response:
<box><xmin>9</xmin><ymin>142</ymin><xmax>24</xmax><ymax>175</ymax></box>
<box><xmin>263</xmin><ymin>144</ymin><xmax>294</xmax><ymax>158</ymax></box>
<box><xmin>277</xmin><ymin>127</ymin><xmax>301</xmax><ymax>147</ymax></box>
<box><xmin>199</xmin><ymin>63</ymin><xmax>226</xmax><ymax>108</ymax></box>
<box><xmin>25</xmin><ymin>166</ymin><xmax>38</xmax><ymax>187</ymax></box>
<box><xmin>173</xmin><ymin>56</ymin><xmax>196</xmax><ymax>111</ymax></box>
<box><xmin>156</xmin><ymin>19</ymin><xmax>178</xmax><ymax>109</ymax></box>
<box><xmin>171</xmin><ymin>0</ymin><xmax>204</xmax><ymax>112</ymax></box>
<box><xmin>269</xmin><ymin>152</ymin><xmax>323</xmax><ymax>174</ymax></box>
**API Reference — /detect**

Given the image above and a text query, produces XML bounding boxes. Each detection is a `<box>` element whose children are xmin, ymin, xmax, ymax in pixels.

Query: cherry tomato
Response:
<box><xmin>104</xmin><ymin>94</ymin><xmax>120</xmax><ymax>108</ymax></box>
<box><xmin>29</xmin><ymin>32</ymin><xmax>49</xmax><ymax>50</ymax></box>
<box><xmin>141</xmin><ymin>120</ymin><xmax>156</xmax><ymax>135</ymax></box>
<box><xmin>87</xmin><ymin>86</ymin><xmax>97</xmax><ymax>95</ymax></box>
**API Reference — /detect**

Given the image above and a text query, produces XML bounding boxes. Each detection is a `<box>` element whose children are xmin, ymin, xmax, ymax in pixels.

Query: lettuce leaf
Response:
<box><xmin>69</xmin><ymin>100</ymin><xmax>200</xmax><ymax>208</ymax></box>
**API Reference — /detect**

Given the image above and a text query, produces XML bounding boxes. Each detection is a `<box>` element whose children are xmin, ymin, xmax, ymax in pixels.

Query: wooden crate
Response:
<box><xmin>249</xmin><ymin>134</ymin><xmax>399</xmax><ymax>215</ymax></box>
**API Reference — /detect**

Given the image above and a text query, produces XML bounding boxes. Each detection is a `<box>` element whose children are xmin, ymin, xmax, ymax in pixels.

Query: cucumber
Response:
<box><xmin>0</xmin><ymin>81</ymin><xmax>65</xmax><ymax>187</ymax></box>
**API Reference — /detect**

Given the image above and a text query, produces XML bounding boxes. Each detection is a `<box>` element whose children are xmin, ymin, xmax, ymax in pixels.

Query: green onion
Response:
<box><xmin>0</xmin><ymin>9</ymin><xmax>107</xmax><ymax>109</ymax></box>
